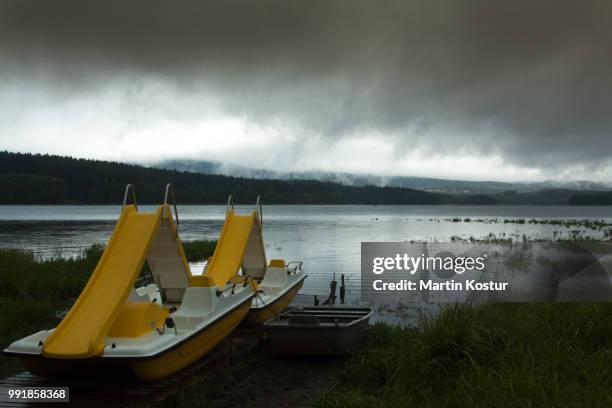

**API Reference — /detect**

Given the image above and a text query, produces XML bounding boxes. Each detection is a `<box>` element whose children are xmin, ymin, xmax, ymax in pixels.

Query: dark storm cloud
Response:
<box><xmin>1</xmin><ymin>0</ymin><xmax>611</xmax><ymax>171</ymax></box>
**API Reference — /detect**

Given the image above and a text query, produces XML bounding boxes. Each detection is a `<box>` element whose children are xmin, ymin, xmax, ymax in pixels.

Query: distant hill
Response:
<box><xmin>1</xmin><ymin>152</ymin><xmax>607</xmax><ymax>205</ymax></box>
<box><xmin>0</xmin><ymin>151</ymin><xmax>450</xmax><ymax>205</ymax></box>
<box><xmin>155</xmin><ymin>159</ymin><xmax>611</xmax><ymax>194</ymax></box>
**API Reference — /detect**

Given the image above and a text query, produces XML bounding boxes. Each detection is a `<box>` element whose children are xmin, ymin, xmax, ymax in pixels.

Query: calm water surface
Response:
<box><xmin>1</xmin><ymin>205</ymin><xmax>611</xmax><ymax>323</ymax></box>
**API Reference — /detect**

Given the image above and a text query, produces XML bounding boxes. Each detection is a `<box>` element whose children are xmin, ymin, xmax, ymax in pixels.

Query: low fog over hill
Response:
<box><xmin>154</xmin><ymin>159</ymin><xmax>611</xmax><ymax>195</ymax></box>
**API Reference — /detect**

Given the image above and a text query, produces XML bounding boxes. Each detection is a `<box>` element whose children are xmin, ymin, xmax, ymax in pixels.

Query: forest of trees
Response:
<box><xmin>0</xmin><ymin>151</ymin><xmax>452</xmax><ymax>205</ymax></box>
<box><xmin>0</xmin><ymin>173</ymin><xmax>66</xmax><ymax>204</ymax></box>
<box><xmin>568</xmin><ymin>191</ymin><xmax>612</xmax><ymax>205</ymax></box>
<box><xmin>0</xmin><ymin>151</ymin><xmax>608</xmax><ymax>205</ymax></box>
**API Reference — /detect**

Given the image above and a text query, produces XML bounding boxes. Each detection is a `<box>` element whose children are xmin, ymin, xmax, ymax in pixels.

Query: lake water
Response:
<box><xmin>2</xmin><ymin>204</ymin><xmax>611</xmax><ymax>300</ymax></box>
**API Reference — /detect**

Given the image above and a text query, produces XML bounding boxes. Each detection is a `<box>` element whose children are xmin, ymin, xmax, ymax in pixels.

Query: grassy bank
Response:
<box><xmin>127</xmin><ymin>303</ymin><xmax>612</xmax><ymax>407</ymax></box>
<box><xmin>0</xmin><ymin>240</ymin><xmax>216</xmax><ymax>378</ymax></box>
<box><xmin>4</xmin><ymin>243</ymin><xmax>612</xmax><ymax>407</ymax></box>
<box><xmin>313</xmin><ymin>303</ymin><xmax>612</xmax><ymax>408</ymax></box>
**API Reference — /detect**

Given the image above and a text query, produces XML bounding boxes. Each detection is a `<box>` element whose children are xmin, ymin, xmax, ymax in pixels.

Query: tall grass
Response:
<box><xmin>0</xmin><ymin>240</ymin><xmax>216</xmax><ymax>378</ymax></box>
<box><xmin>313</xmin><ymin>303</ymin><xmax>612</xmax><ymax>407</ymax></box>
<box><xmin>182</xmin><ymin>240</ymin><xmax>217</xmax><ymax>263</ymax></box>
<box><xmin>0</xmin><ymin>246</ymin><xmax>100</xmax><ymax>376</ymax></box>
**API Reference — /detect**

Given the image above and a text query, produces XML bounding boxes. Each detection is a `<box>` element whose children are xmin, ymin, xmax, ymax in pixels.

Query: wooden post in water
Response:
<box><xmin>322</xmin><ymin>273</ymin><xmax>337</xmax><ymax>305</ymax></box>
<box><xmin>340</xmin><ymin>274</ymin><xmax>346</xmax><ymax>304</ymax></box>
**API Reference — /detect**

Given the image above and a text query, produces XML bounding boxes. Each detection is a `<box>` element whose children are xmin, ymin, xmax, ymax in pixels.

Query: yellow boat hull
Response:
<box><xmin>129</xmin><ymin>298</ymin><xmax>250</xmax><ymax>381</ymax></box>
<box><xmin>242</xmin><ymin>279</ymin><xmax>304</xmax><ymax>327</ymax></box>
<box><xmin>13</xmin><ymin>298</ymin><xmax>252</xmax><ymax>382</ymax></box>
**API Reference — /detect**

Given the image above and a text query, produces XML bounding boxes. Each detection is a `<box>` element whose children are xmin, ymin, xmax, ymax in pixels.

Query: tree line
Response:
<box><xmin>0</xmin><ymin>151</ymin><xmax>452</xmax><ymax>205</ymax></box>
<box><xmin>2</xmin><ymin>151</ymin><xmax>607</xmax><ymax>205</ymax></box>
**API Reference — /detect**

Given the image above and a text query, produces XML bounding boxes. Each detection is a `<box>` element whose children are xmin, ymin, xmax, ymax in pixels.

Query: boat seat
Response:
<box><xmin>128</xmin><ymin>284</ymin><xmax>162</xmax><ymax>304</ymax></box>
<box><xmin>260</xmin><ymin>267</ymin><xmax>287</xmax><ymax>295</ymax></box>
<box><xmin>108</xmin><ymin>302</ymin><xmax>169</xmax><ymax>338</ymax></box>
<box><xmin>128</xmin><ymin>288</ymin><xmax>149</xmax><ymax>303</ymax></box>
<box><xmin>173</xmin><ymin>287</ymin><xmax>218</xmax><ymax>330</ymax></box>
<box><xmin>288</xmin><ymin>315</ymin><xmax>320</xmax><ymax>325</ymax></box>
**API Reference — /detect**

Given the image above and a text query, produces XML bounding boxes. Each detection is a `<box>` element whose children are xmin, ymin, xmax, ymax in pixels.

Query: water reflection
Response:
<box><xmin>0</xmin><ymin>205</ymin><xmax>610</xmax><ymax>325</ymax></box>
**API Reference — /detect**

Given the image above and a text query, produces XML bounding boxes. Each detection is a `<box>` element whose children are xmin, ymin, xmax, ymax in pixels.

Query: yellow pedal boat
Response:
<box><xmin>200</xmin><ymin>196</ymin><xmax>307</xmax><ymax>327</ymax></box>
<box><xmin>3</xmin><ymin>185</ymin><xmax>255</xmax><ymax>382</ymax></box>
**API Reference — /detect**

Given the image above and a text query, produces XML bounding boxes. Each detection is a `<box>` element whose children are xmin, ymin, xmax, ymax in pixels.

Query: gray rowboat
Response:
<box><xmin>264</xmin><ymin>307</ymin><xmax>373</xmax><ymax>355</ymax></box>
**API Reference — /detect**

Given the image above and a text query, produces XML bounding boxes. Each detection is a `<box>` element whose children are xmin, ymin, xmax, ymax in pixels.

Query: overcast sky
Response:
<box><xmin>1</xmin><ymin>0</ymin><xmax>611</xmax><ymax>182</ymax></box>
